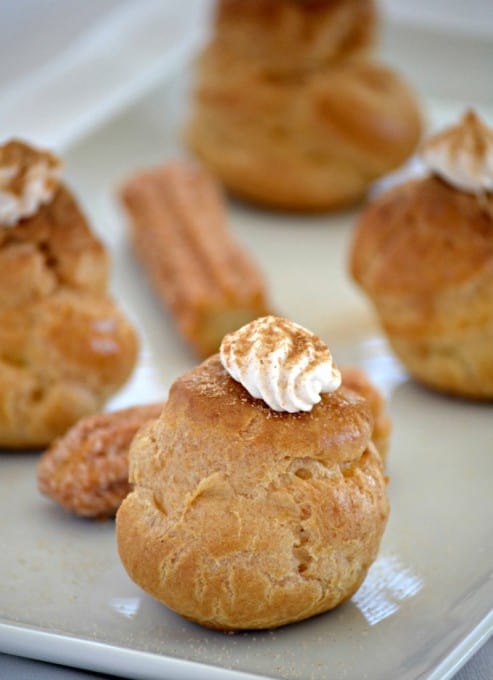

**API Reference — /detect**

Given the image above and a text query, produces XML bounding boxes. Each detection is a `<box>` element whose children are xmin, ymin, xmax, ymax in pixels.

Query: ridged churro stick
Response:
<box><xmin>120</xmin><ymin>161</ymin><xmax>270</xmax><ymax>358</ymax></box>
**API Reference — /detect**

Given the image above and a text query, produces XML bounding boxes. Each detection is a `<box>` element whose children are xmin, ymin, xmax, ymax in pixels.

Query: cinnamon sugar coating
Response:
<box><xmin>38</xmin><ymin>402</ymin><xmax>163</xmax><ymax>518</ymax></box>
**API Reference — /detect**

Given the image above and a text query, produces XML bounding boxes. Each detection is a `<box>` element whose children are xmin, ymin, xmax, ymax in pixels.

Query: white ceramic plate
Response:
<box><xmin>0</xmin><ymin>10</ymin><xmax>492</xmax><ymax>680</ymax></box>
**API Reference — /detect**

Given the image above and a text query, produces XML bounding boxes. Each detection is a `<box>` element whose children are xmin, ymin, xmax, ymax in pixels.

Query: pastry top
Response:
<box><xmin>350</xmin><ymin>175</ymin><xmax>493</xmax><ymax>297</ymax></box>
<box><xmin>0</xmin><ymin>184</ymin><xmax>109</xmax><ymax>309</ymax></box>
<box><xmin>0</xmin><ymin>183</ymin><xmax>131</xmax><ymax>387</ymax></box>
<box><xmin>37</xmin><ymin>362</ymin><xmax>390</xmax><ymax>521</ymax></box>
<box><xmin>212</xmin><ymin>0</ymin><xmax>376</xmax><ymax>75</ymax></box>
<box><xmin>0</xmin><ymin>140</ymin><xmax>107</xmax><ymax>295</ymax></box>
<box><xmin>131</xmin><ymin>355</ymin><xmax>373</xmax><ymax>494</ymax></box>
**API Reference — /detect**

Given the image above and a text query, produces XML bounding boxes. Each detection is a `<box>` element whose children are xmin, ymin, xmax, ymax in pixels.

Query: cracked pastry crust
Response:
<box><xmin>350</xmin><ymin>176</ymin><xmax>493</xmax><ymax>399</ymax></box>
<box><xmin>37</xmin><ymin>402</ymin><xmax>163</xmax><ymax>518</ymax></box>
<box><xmin>116</xmin><ymin>355</ymin><xmax>389</xmax><ymax>630</ymax></box>
<box><xmin>120</xmin><ymin>160</ymin><xmax>270</xmax><ymax>358</ymax></box>
<box><xmin>0</xmin><ymin>182</ymin><xmax>139</xmax><ymax>448</ymax></box>
<box><xmin>185</xmin><ymin>0</ymin><xmax>422</xmax><ymax>211</ymax></box>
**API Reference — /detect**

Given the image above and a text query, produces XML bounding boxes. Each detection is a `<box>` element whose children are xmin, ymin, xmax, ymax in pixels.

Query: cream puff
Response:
<box><xmin>116</xmin><ymin>316</ymin><xmax>389</xmax><ymax>630</ymax></box>
<box><xmin>0</xmin><ymin>139</ymin><xmax>138</xmax><ymax>448</ymax></box>
<box><xmin>350</xmin><ymin>110</ymin><xmax>493</xmax><ymax>399</ymax></box>
<box><xmin>185</xmin><ymin>0</ymin><xmax>422</xmax><ymax>211</ymax></box>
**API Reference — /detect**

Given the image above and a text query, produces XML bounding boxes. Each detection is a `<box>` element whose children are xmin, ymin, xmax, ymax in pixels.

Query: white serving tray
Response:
<box><xmin>0</xmin><ymin>4</ymin><xmax>492</xmax><ymax>679</ymax></box>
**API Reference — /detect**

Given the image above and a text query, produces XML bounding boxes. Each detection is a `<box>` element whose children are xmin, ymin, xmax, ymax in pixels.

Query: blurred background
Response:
<box><xmin>0</xmin><ymin>0</ymin><xmax>492</xmax><ymax>148</ymax></box>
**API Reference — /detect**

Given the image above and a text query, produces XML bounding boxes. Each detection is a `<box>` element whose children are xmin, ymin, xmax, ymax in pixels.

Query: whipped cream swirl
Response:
<box><xmin>0</xmin><ymin>140</ymin><xmax>62</xmax><ymax>226</ymax></box>
<box><xmin>220</xmin><ymin>315</ymin><xmax>341</xmax><ymax>413</ymax></box>
<box><xmin>421</xmin><ymin>110</ymin><xmax>493</xmax><ymax>194</ymax></box>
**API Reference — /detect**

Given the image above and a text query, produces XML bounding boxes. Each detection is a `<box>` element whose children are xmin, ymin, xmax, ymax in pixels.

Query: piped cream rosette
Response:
<box><xmin>220</xmin><ymin>315</ymin><xmax>341</xmax><ymax>412</ymax></box>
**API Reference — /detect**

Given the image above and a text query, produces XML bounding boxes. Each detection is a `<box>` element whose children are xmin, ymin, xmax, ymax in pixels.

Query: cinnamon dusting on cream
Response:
<box><xmin>220</xmin><ymin>315</ymin><xmax>341</xmax><ymax>412</ymax></box>
<box><xmin>421</xmin><ymin>110</ymin><xmax>493</xmax><ymax>195</ymax></box>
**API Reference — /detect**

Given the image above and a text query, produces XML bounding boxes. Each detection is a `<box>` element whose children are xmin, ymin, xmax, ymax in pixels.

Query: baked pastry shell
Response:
<box><xmin>350</xmin><ymin>175</ymin><xmax>493</xmax><ymax>399</ymax></box>
<box><xmin>116</xmin><ymin>356</ymin><xmax>389</xmax><ymax>630</ymax></box>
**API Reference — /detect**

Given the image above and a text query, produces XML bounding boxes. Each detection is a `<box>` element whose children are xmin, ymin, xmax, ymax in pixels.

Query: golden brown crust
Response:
<box><xmin>350</xmin><ymin>175</ymin><xmax>493</xmax><ymax>399</ymax></box>
<box><xmin>37</xmin><ymin>402</ymin><xmax>163</xmax><ymax>518</ymax></box>
<box><xmin>120</xmin><ymin>161</ymin><xmax>270</xmax><ymax>358</ymax></box>
<box><xmin>116</xmin><ymin>355</ymin><xmax>389</xmax><ymax>630</ymax></box>
<box><xmin>185</xmin><ymin>0</ymin><xmax>421</xmax><ymax>211</ymax></box>
<box><xmin>351</xmin><ymin>176</ymin><xmax>493</xmax><ymax>295</ymax></box>
<box><xmin>0</xmin><ymin>184</ymin><xmax>139</xmax><ymax>448</ymax></box>
<box><xmin>0</xmin><ymin>185</ymin><xmax>108</xmax><ymax>295</ymax></box>
<box><xmin>187</xmin><ymin>58</ymin><xmax>421</xmax><ymax>211</ymax></box>
<box><xmin>165</xmin><ymin>356</ymin><xmax>373</xmax><ymax>467</ymax></box>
